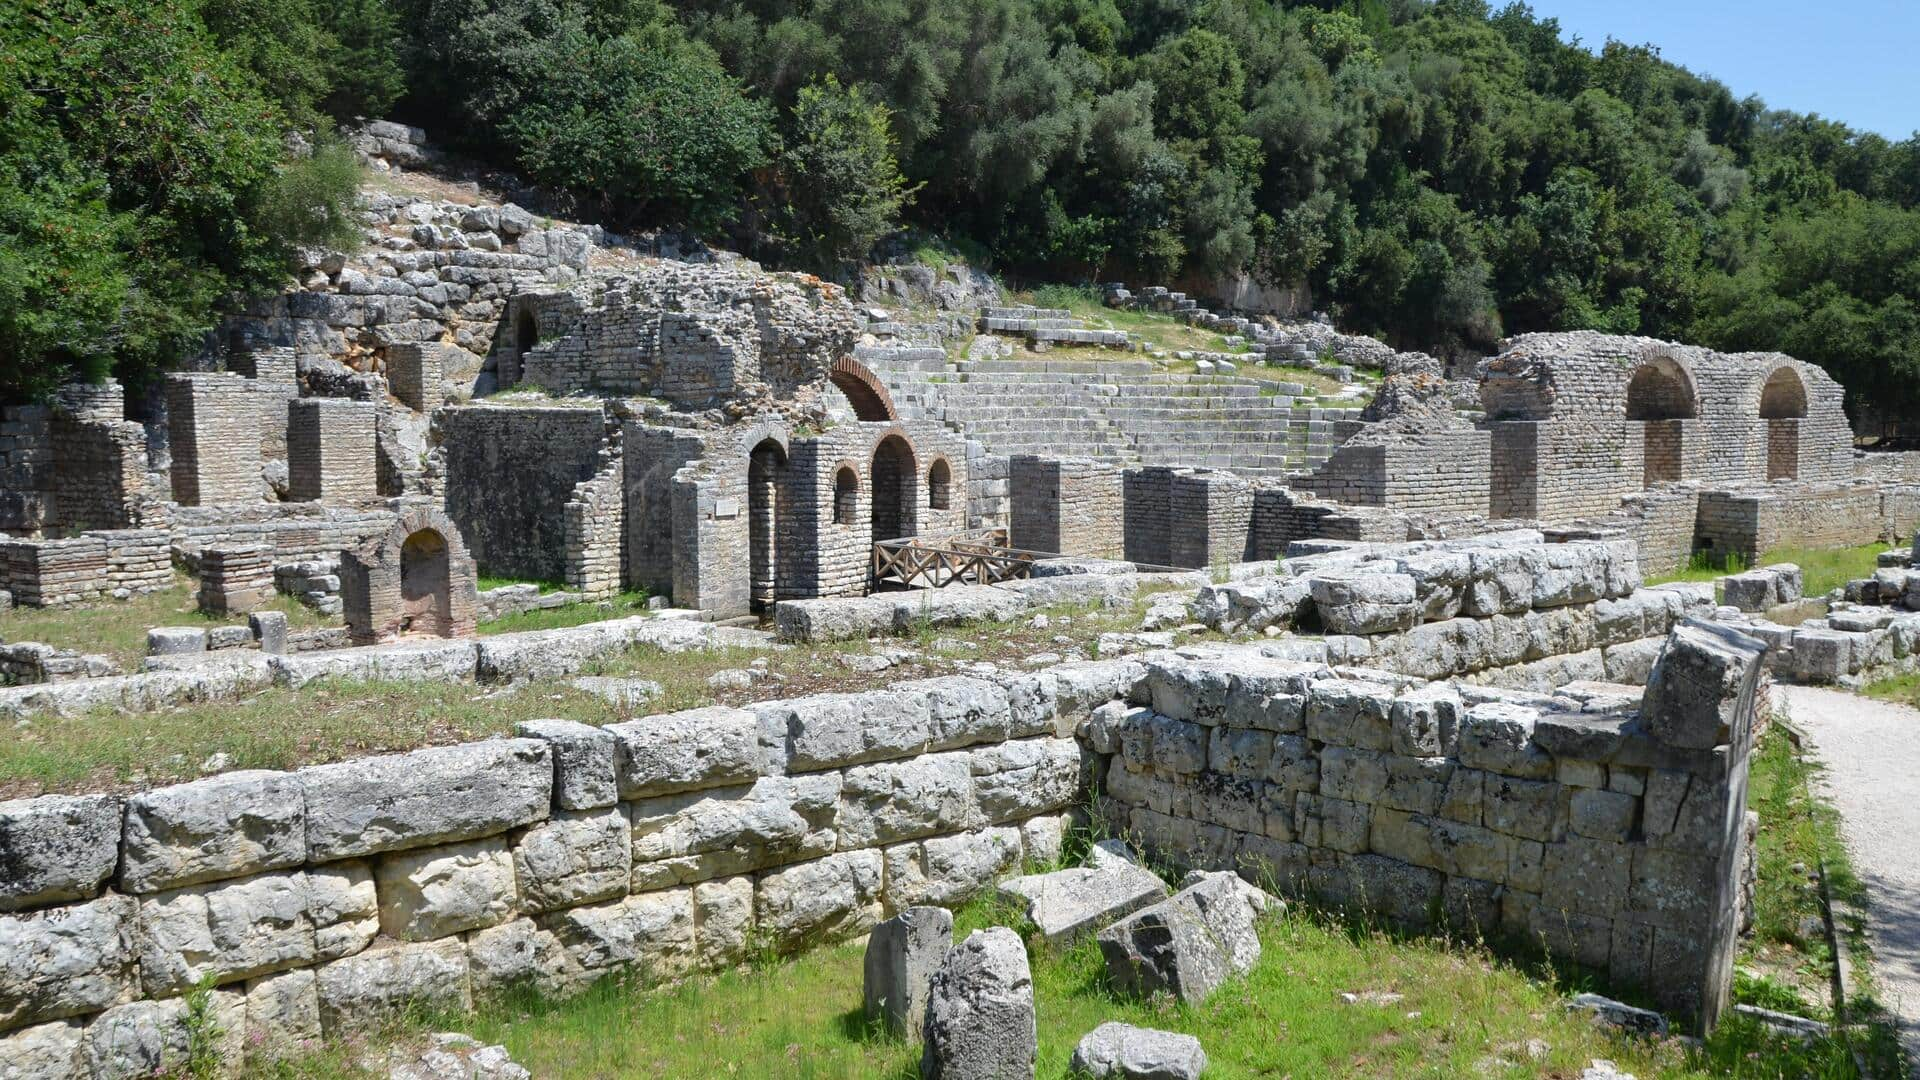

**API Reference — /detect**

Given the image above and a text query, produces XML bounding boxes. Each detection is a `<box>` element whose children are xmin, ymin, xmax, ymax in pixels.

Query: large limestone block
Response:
<box><xmin>886</xmin><ymin>827</ymin><xmax>1025</xmax><ymax>912</ymax></box>
<box><xmin>1457</xmin><ymin>702</ymin><xmax>1553</xmax><ymax>779</ymax></box>
<box><xmin>756</xmin><ymin>850</ymin><xmax>884</xmax><ymax>953</ymax></box>
<box><xmin>307</xmin><ymin>860</ymin><xmax>378</xmax><ymax>961</ymax></box>
<box><xmin>299</xmin><ymin>739</ymin><xmax>552</xmax><ymax>861</ymax></box>
<box><xmin>269</xmin><ymin>640</ymin><xmax>478</xmax><ymax>689</ymax></box>
<box><xmin>1097</xmin><ymin>873</ymin><xmax>1271</xmax><ymax>1005</ymax></box>
<box><xmin>0</xmin><ymin>1019</ymin><xmax>84</xmax><ymax>1079</ymax></box>
<box><xmin>909</xmin><ymin>675</ymin><xmax>1015</xmax><ymax>750</ymax></box>
<box><xmin>1466</xmin><ymin>547</ymin><xmax>1549</xmax><ymax>617</ymax></box>
<box><xmin>137</xmin><ymin>871</ymin><xmax>316</xmax><ymax>995</ymax></box>
<box><xmin>1309</xmin><ymin>572</ymin><xmax>1419</xmax><ymax>634</ymax></box>
<box><xmin>628</xmin><ymin>774</ymin><xmax>839</xmax><ymax>890</ymax></box>
<box><xmin>969</xmin><ymin>738</ymin><xmax>1083</xmax><ymax>823</ymax></box>
<box><xmin>513</xmin><ymin>808</ymin><xmax>630</xmax><ymax>914</ymax></box>
<box><xmin>120</xmin><ymin>770</ymin><xmax>306</xmax><ymax>893</ymax></box>
<box><xmin>0</xmin><ymin>893</ymin><xmax>138</xmax><ymax>1031</ymax></box>
<box><xmin>692</xmin><ymin>876</ymin><xmax>755</xmax><ymax>970</ymax></box>
<box><xmin>1070</xmin><ymin>1022</ymin><xmax>1208</xmax><ymax>1080</ymax></box>
<box><xmin>996</xmin><ymin>859</ymin><xmax>1169</xmax><ymax>946</ymax></box>
<box><xmin>474</xmin><ymin>618</ymin><xmax>652</xmax><ymax>683</ymax></box>
<box><xmin>0</xmin><ymin>794</ymin><xmax>121</xmax><ymax>912</ymax></box>
<box><xmin>753</xmin><ymin>687</ymin><xmax>935</xmax><ymax>772</ymax></box>
<box><xmin>466</xmin><ymin>918</ymin><xmax>576</xmax><ymax>999</ymax></box>
<box><xmin>375</xmin><ymin>838</ymin><xmax>519</xmax><ymax>941</ymax></box>
<box><xmin>244</xmin><ymin>968</ymin><xmax>322</xmax><ymax>1058</ymax></box>
<box><xmin>80</xmin><ymin>991</ymin><xmax>245</xmax><ymax>1080</ymax></box>
<box><xmin>316</xmin><ymin>938</ymin><xmax>472</xmax><ymax>1034</ymax></box>
<box><xmin>1532</xmin><ymin>544</ymin><xmax>1609</xmax><ymax>609</ymax></box>
<box><xmin>863</xmin><ymin>905</ymin><xmax>953</xmax><ymax>1039</ymax></box>
<box><xmin>1642</xmin><ymin>620</ymin><xmax>1766</xmax><ymax>750</ymax></box>
<box><xmin>836</xmin><ymin>753</ymin><xmax>980</xmax><ymax>849</ymax></box>
<box><xmin>1050</xmin><ymin>659</ymin><xmax>1147</xmax><ymax>717</ymax></box>
<box><xmin>540</xmin><ymin>889</ymin><xmax>693</xmax><ymax>982</ymax></box>
<box><xmin>514</xmin><ymin>719</ymin><xmax>619</xmax><ymax>810</ymax></box>
<box><xmin>920</xmin><ymin>928</ymin><xmax>1037</xmax><ymax>1080</ymax></box>
<box><xmin>608</xmin><ymin>707</ymin><xmax>763</xmax><ymax>800</ymax></box>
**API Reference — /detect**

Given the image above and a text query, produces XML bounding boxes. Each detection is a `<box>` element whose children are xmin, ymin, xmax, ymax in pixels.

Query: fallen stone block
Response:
<box><xmin>995</xmin><ymin>858</ymin><xmax>1169</xmax><ymax>945</ymax></box>
<box><xmin>1567</xmin><ymin>992</ymin><xmax>1668</xmax><ymax>1036</ymax></box>
<box><xmin>920</xmin><ymin>927</ymin><xmax>1037</xmax><ymax>1080</ymax></box>
<box><xmin>1097</xmin><ymin>872</ymin><xmax>1271</xmax><ymax>1004</ymax></box>
<box><xmin>1069</xmin><ymin>1022</ymin><xmax>1207</xmax><ymax>1080</ymax></box>
<box><xmin>862</xmin><ymin>905</ymin><xmax>952</xmax><ymax>1039</ymax></box>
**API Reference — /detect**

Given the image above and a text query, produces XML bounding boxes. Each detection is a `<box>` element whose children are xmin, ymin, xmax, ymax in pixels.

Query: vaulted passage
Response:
<box><xmin>748</xmin><ymin>439</ymin><xmax>787</xmax><ymax>611</ymax></box>
<box><xmin>870</xmin><ymin>435</ymin><xmax>916</xmax><ymax>544</ymax></box>
<box><xmin>400</xmin><ymin>528</ymin><xmax>452</xmax><ymax>636</ymax></box>
<box><xmin>1625</xmin><ymin>359</ymin><xmax>1696</xmax><ymax>487</ymax></box>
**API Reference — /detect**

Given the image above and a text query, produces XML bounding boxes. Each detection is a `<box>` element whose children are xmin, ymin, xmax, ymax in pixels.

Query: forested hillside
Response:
<box><xmin>4</xmin><ymin>0</ymin><xmax>1918</xmax><ymax>422</ymax></box>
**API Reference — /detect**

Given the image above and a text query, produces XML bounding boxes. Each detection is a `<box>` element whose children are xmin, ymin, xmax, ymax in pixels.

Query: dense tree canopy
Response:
<box><xmin>4</xmin><ymin>0</ymin><xmax>1918</xmax><ymax>422</ymax></box>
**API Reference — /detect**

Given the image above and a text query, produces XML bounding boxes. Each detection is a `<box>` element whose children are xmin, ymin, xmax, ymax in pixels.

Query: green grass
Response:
<box><xmin>1863</xmin><ymin>669</ymin><xmax>1920</xmax><ymax>708</ymax></box>
<box><xmin>0</xmin><ymin>574</ymin><xmax>332</xmax><ymax>667</ymax></box>
<box><xmin>476</xmin><ymin>589</ymin><xmax>654</xmax><ymax>635</ymax></box>
<box><xmin>1646</xmin><ymin>541</ymin><xmax>1890</xmax><ymax>598</ymax></box>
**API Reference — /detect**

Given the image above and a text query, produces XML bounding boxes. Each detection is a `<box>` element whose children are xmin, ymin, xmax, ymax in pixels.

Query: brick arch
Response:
<box><xmin>1758</xmin><ymin>366</ymin><xmax>1809</xmax><ymax>419</ymax></box>
<box><xmin>341</xmin><ymin>505</ymin><xmax>479</xmax><ymax>644</ymax></box>
<box><xmin>1624</xmin><ymin>355</ymin><xmax>1698</xmax><ymax>420</ymax></box>
<box><xmin>829</xmin><ymin>358</ymin><xmax>898</xmax><ymax>422</ymax></box>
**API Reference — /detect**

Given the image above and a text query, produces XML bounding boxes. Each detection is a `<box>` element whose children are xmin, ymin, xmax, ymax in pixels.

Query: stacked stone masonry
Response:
<box><xmin>287</xmin><ymin>399</ymin><xmax>379</xmax><ymax>505</ymax></box>
<box><xmin>196</xmin><ymin>546</ymin><xmax>274</xmax><ymax>616</ymax></box>
<box><xmin>165</xmin><ymin>374</ymin><xmax>262</xmax><ymax>509</ymax></box>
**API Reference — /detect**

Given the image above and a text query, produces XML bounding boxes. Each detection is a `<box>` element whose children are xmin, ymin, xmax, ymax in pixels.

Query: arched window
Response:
<box><xmin>833</xmin><ymin>467</ymin><xmax>858</xmax><ymax>526</ymax></box>
<box><xmin>927</xmin><ymin>459</ymin><xmax>952</xmax><ymax>511</ymax></box>
<box><xmin>870</xmin><ymin>435</ymin><xmax>917</xmax><ymax>543</ymax></box>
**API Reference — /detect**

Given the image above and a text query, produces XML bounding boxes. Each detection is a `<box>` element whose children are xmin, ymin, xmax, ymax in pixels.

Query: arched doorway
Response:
<box><xmin>400</xmin><ymin>528</ymin><xmax>452</xmax><ymax>636</ymax></box>
<box><xmin>748</xmin><ymin>438</ymin><xmax>788</xmax><ymax>611</ymax></box>
<box><xmin>870</xmin><ymin>435</ymin><xmax>917</xmax><ymax>544</ymax></box>
<box><xmin>1624</xmin><ymin>359</ymin><xmax>1696</xmax><ymax>486</ymax></box>
<box><xmin>1760</xmin><ymin>367</ymin><xmax>1808</xmax><ymax>480</ymax></box>
<box><xmin>927</xmin><ymin>458</ymin><xmax>952</xmax><ymax>511</ymax></box>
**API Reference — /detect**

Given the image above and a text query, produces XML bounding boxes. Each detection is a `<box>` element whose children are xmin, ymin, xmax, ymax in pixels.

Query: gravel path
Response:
<box><xmin>1782</xmin><ymin>683</ymin><xmax>1920</xmax><ymax>1075</ymax></box>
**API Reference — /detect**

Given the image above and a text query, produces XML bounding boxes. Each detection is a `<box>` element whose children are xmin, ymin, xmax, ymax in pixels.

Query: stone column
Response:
<box><xmin>287</xmin><ymin>399</ymin><xmax>379</xmax><ymax>504</ymax></box>
<box><xmin>166</xmin><ymin>373</ymin><xmax>262</xmax><ymax>507</ymax></box>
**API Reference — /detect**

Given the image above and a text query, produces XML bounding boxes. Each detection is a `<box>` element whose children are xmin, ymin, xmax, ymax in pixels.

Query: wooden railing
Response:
<box><xmin>870</xmin><ymin>529</ymin><xmax>1036</xmax><ymax>588</ymax></box>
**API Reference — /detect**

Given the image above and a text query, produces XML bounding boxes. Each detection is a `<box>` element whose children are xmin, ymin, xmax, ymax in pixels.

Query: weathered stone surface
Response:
<box><xmin>1457</xmin><ymin>702</ymin><xmax>1553</xmax><ymax>779</ymax></box>
<box><xmin>0</xmin><ymin>893</ymin><xmax>138</xmax><ymax>1030</ymax></box>
<box><xmin>316</xmin><ymin>938</ymin><xmax>472</xmax><ymax>1033</ymax></box>
<box><xmin>375</xmin><ymin>839</ymin><xmax>519</xmax><ymax>941</ymax></box>
<box><xmin>970</xmin><ymin>738</ymin><xmax>1083</xmax><ymax>823</ymax></box>
<box><xmin>836</xmin><ymin>753</ymin><xmax>979</xmax><ymax>849</ymax></box>
<box><xmin>513</xmin><ymin>808</ymin><xmax>630</xmax><ymax>914</ymax></box>
<box><xmin>1069</xmin><ymin>1022</ymin><xmax>1208</xmax><ymax>1080</ymax></box>
<box><xmin>120</xmin><ymin>770</ymin><xmax>305</xmax><ymax>893</ymax></box>
<box><xmin>80</xmin><ymin>991</ymin><xmax>245</xmax><ymax>1080</ymax></box>
<box><xmin>628</xmin><ymin>775</ymin><xmax>838</xmax><ymax>889</ymax></box>
<box><xmin>0</xmin><ymin>794</ymin><xmax>121</xmax><ymax>912</ymax></box>
<box><xmin>137</xmin><ymin>871</ymin><xmax>316</xmax><ymax>995</ymax></box>
<box><xmin>1567</xmin><ymin>992</ymin><xmax>1669</xmax><ymax>1036</ymax></box>
<box><xmin>1641</xmin><ymin>621</ymin><xmax>1766</xmax><ymax>751</ymax></box>
<box><xmin>0</xmin><ymin>1019</ymin><xmax>84</xmax><ymax>1078</ymax></box>
<box><xmin>1097</xmin><ymin>873</ymin><xmax>1270</xmax><ymax>1004</ymax></box>
<box><xmin>387</xmin><ymin>1031</ymin><xmax>532</xmax><ymax>1080</ymax></box>
<box><xmin>756</xmin><ymin>850</ymin><xmax>884</xmax><ymax>952</ymax></box>
<box><xmin>269</xmin><ymin>640</ymin><xmax>478</xmax><ymax>690</ymax></box>
<box><xmin>754</xmin><ymin>688</ymin><xmax>933</xmax><ymax>772</ymax></box>
<box><xmin>539</xmin><ymin>889</ymin><xmax>693</xmax><ymax>981</ymax></box>
<box><xmin>1310</xmin><ymin>572</ymin><xmax>1420</xmax><ymax>634</ymax></box>
<box><xmin>921</xmin><ymin>927</ymin><xmax>1037</xmax><ymax>1080</ymax></box>
<box><xmin>146</xmin><ymin>627</ymin><xmax>206</xmax><ymax>656</ymax></box>
<box><xmin>885</xmin><ymin>827</ymin><xmax>1025</xmax><ymax>911</ymax></box>
<box><xmin>863</xmin><ymin>905</ymin><xmax>952</xmax><ymax>1039</ymax></box>
<box><xmin>514</xmin><ymin>719</ymin><xmax>618</xmax><ymax>810</ymax></box>
<box><xmin>308</xmin><ymin>860</ymin><xmax>378</xmax><ymax>961</ymax></box>
<box><xmin>692</xmin><ymin>876</ymin><xmax>755</xmax><ymax>970</ymax></box>
<box><xmin>608</xmin><ymin>707</ymin><xmax>762</xmax><ymax>799</ymax></box>
<box><xmin>466</xmin><ymin>918</ymin><xmax>575</xmax><ymax>998</ymax></box>
<box><xmin>299</xmin><ymin>739</ymin><xmax>552</xmax><ymax>861</ymax></box>
<box><xmin>996</xmin><ymin>857</ymin><xmax>1169</xmax><ymax>946</ymax></box>
<box><xmin>244</xmin><ymin>967</ymin><xmax>322</xmax><ymax>1055</ymax></box>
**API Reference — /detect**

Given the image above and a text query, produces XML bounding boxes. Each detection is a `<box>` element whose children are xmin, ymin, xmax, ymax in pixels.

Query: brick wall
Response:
<box><xmin>1009</xmin><ymin>456</ymin><xmax>1124</xmax><ymax>559</ymax></box>
<box><xmin>288</xmin><ymin>399</ymin><xmax>379</xmax><ymax>505</ymax></box>
<box><xmin>166</xmin><ymin>374</ymin><xmax>261</xmax><ymax>507</ymax></box>
<box><xmin>441</xmin><ymin>406</ymin><xmax>608</xmax><ymax>582</ymax></box>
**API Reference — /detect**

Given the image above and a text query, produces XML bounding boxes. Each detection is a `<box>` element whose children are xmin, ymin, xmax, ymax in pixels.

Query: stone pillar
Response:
<box><xmin>1122</xmin><ymin>466</ymin><xmax>1177</xmax><ymax>567</ymax></box>
<box><xmin>287</xmin><ymin>398</ymin><xmax>378</xmax><ymax>504</ymax></box>
<box><xmin>197</xmin><ymin>545</ymin><xmax>274</xmax><ymax>615</ymax></box>
<box><xmin>166</xmin><ymin>373</ymin><xmax>261</xmax><ymax>507</ymax></box>
<box><xmin>387</xmin><ymin>343</ymin><xmax>446</xmax><ymax>413</ymax></box>
<box><xmin>232</xmin><ymin>346</ymin><xmax>298</xmax><ymax>460</ymax></box>
<box><xmin>1168</xmin><ymin>470</ymin><xmax>1252</xmax><ymax>570</ymax></box>
<box><xmin>1008</xmin><ymin>455</ymin><xmax>1123</xmax><ymax>558</ymax></box>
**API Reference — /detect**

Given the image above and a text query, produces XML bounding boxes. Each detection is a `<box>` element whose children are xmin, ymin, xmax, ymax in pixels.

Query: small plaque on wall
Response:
<box><xmin>713</xmin><ymin>498</ymin><xmax>741</xmax><ymax>519</ymax></box>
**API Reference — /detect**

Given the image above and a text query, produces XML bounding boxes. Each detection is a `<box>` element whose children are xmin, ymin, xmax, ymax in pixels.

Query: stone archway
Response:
<box><xmin>748</xmin><ymin>438</ymin><xmax>788</xmax><ymax>612</ymax></box>
<box><xmin>829</xmin><ymin>358</ymin><xmax>899</xmax><ymax>422</ymax></box>
<box><xmin>870</xmin><ymin>434</ymin><xmax>917</xmax><ymax>544</ymax></box>
<box><xmin>927</xmin><ymin>458</ymin><xmax>953</xmax><ymax>511</ymax></box>
<box><xmin>342</xmin><ymin>506</ymin><xmax>479</xmax><ymax>645</ymax></box>
<box><xmin>1760</xmin><ymin>367</ymin><xmax>1808</xmax><ymax>480</ymax></box>
<box><xmin>1625</xmin><ymin>357</ymin><xmax>1697</xmax><ymax>486</ymax></box>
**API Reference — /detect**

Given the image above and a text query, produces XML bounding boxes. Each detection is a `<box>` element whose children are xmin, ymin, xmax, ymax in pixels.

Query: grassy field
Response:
<box><xmin>476</xmin><ymin>589</ymin><xmax>655</xmax><ymax>635</ymax></box>
<box><xmin>0</xmin><ymin>575</ymin><xmax>331</xmax><ymax>667</ymax></box>
<box><xmin>245</xmin><ymin>757</ymin><xmax>1888</xmax><ymax>1080</ymax></box>
<box><xmin>0</xmin><ymin>586</ymin><xmax>1195</xmax><ymax>799</ymax></box>
<box><xmin>1646</xmin><ymin>541</ymin><xmax>1891</xmax><ymax>598</ymax></box>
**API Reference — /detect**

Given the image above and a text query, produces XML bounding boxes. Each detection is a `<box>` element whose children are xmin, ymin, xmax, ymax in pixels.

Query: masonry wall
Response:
<box><xmin>441</xmin><ymin>406</ymin><xmax>608</xmax><ymax>582</ymax></box>
<box><xmin>1123</xmin><ymin>467</ymin><xmax>1177</xmax><ymax>566</ymax></box>
<box><xmin>621</xmin><ymin>425</ymin><xmax>709</xmax><ymax>602</ymax></box>
<box><xmin>0</xmin><ymin>672</ymin><xmax>1081</xmax><ymax>1073</ymax></box>
<box><xmin>287</xmin><ymin>399</ymin><xmax>379</xmax><ymax>505</ymax></box>
<box><xmin>1297</xmin><ymin>429</ymin><xmax>1492</xmax><ymax>515</ymax></box>
<box><xmin>1090</xmin><ymin>623</ymin><xmax>1764</xmax><ymax>1028</ymax></box>
<box><xmin>1009</xmin><ymin>456</ymin><xmax>1124</xmax><ymax>559</ymax></box>
<box><xmin>1169</xmin><ymin>471</ymin><xmax>1254</xmax><ymax>569</ymax></box>
<box><xmin>166</xmin><ymin>374</ymin><xmax>262</xmax><ymax>508</ymax></box>
<box><xmin>1695</xmin><ymin>484</ymin><xmax>1896</xmax><ymax>564</ymax></box>
<box><xmin>563</xmin><ymin>460</ymin><xmax>624</xmax><ymax>600</ymax></box>
<box><xmin>0</xmin><ymin>530</ymin><xmax>171</xmax><ymax>607</ymax></box>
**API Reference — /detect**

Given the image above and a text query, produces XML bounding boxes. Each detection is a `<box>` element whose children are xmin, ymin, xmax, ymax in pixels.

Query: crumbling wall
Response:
<box><xmin>440</xmin><ymin>405</ymin><xmax>608</xmax><ymax>582</ymax></box>
<box><xmin>1695</xmin><ymin>483</ymin><xmax>1898</xmax><ymax>564</ymax></box>
<box><xmin>1297</xmin><ymin>428</ymin><xmax>1491</xmax><ymax>515</ymax></box>
<box><xmin>0</xmin><ymin>530</ymin><xmax>172</xmax><ymax>607</ymax></box>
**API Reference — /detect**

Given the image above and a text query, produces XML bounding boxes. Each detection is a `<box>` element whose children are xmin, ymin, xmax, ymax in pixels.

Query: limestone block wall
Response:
<box><xmin>1091</xmin><ymin>622</ymin><xmax>1766</xmax><ymax>1029</ymax></box>
<box><xmin>1855</xmin><ymin>451</ymin><xmax>1920</xmax><ymax>484</ymax></box>
<box><xmin>621</xmin><ymin>425</ymin><xmax>709</xmax><ymax>601</ymax></box>
<box><xmin>46</xmin><ymin>383</ymin><xmax>148</xmax><ymax>533</ymax></box>
<box><xmin>287</xmin><ymin>399</ymin><xmax>379</xmax><ymax>505</ymax></box>
<box><xmin>1123</xmin><ymin>467</ymin><xmax>1178</xmax><ymax>566</ymax></box>
<box><xmin>966</xmin><ymin>452</ymin><xmax>1010</xmax><ymax>534</ymax></box>
<box><xmin>166</xmin><ymin>374</ymin><xmax>262</xmax><ymax>508</ymax></box>
<box><xmin>1297</xmin><ymin>429</ymin><xmax>1492</xmax><ymax>515</ymax></box>
<box><xmin>1009</xmin><ymin>456</ymin><xmax>1123</xmax><ymax>559</ymax></box>
<box><xmin>231</xmin><ymin>347</ymin><xmax>298</xmax><ymax>461</ymax></box>
<box><xmin>1169</xmin><ymin>471</ymin><xmax>1254</xmax><ymax>569</ymax></box>
<box><xmin>0</xmin><ymin>671</ymin><xmax>1081</xmax><ymax>1073</ymax></box>
<box><xmin>0</xmin><ymin>404</ymin><xmax>52</xmax><ymax>533</ymax></box>
<box><xmin>1547</xmin><ymin>489</ymin><xmax>1703</xmax><ymax>579</ymax></box>
<box><xmin>1695</xmin><ymin>483</ymin><xmax>1902</xmax><ymax>564</ymax></box>
<box><xmin>441</xmin><ymin>406</ymin><xmax>608</xmax><ymax>582</ymax></box>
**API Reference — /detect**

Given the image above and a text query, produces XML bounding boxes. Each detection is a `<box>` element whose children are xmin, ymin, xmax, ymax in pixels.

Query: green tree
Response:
<box><xmin>774</xmin><ymin>76</ymin><xmax>918</xmax><ymax>268</ymax></box>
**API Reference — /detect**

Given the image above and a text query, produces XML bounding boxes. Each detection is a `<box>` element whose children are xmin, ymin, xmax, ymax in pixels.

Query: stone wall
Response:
<box><xmin>1695</xmin><ymin>483</ymin><xmax>1913</xmax><ymax>564</ymax></box>
<box><xmin>287</xmin><ymin>399</ymin><xmax>379</xmax><ymax>505</ymax></box>
<box><xmin>385</xmin><ymin>343</ymin><xmax>447</xmax><ymax>413</ymax></box>
<box><xmin>563</xmin><ymin>459</ymin><xmax>624</xmax><ymax>600</ymax></box>
<box><xmin>1009</xmin><ymin>457</ymin><xmax>1123</xmax><ymax>559</ymax></box>
<box><xmin>0</xmin><ymin>671</ymin><xmax>1080</xmax><ymax>1072</ymax></box>
<box><xmin>166</xmin><ymin>374</ymin><xmax>261</xmax><ymax>508</ymax></box>
<box><xmin>1297</xmin><ymin>428</ymin><xmax>1492</xmax><ymax>515</ymax></box>
<box><xmin>171</xmin><ymin>504</ymin><xmax>398</xmax><ymax>566</ymax></box>
<box><xmin>1169</xmin><ymin>471</ymin><xmax>1255</xmax><ymax>569</ymax></box>
<box><xmin>1091</xmin><ymin>621</ymin><xmax>1766</xmax><ymax>1028</ymax></box>
<box><xmin>0</xmin><ymin>530</ymin><xmax>171</xmax><ymax>607</ymax></box>
<box><xmin>440</xmin><ymin>406</ymin><xmax>609</xmax><ymax>582</ymax></box>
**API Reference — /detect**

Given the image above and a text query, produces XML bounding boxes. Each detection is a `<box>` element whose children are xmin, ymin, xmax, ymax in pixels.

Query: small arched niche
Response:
<box><xmin>927</xmin><ymin>458</ymin><xmax>952</xmax><ymax>512</ymax></box>
<box><xmin>1760</xmin><ymin>367</ymin><xmax>1808</xmax><ymax>480</ymax></box>
<box><xmin>833</xmin><ymin>466</ymin><xmax>859</xmax><ymax>526</ymax></box>
<box><xmin>1625</xmin><ymin>357</ymin><xmax>1697</xmax><ymax>486</ymax></box>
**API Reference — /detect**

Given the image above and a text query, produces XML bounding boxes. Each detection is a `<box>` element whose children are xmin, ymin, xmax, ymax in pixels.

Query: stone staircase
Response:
<box><xmin>977</xmin><ymin>306</ymin><xmax>1131</xmax><ymax>349</ymax></box>
<box><xmin>868</xmin><ymin>356</ymin><xmax>1362</xmax><ymax>477</ymax></box>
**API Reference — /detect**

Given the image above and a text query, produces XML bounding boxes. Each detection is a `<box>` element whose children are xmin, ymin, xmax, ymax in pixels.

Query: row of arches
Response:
<box><xmin>1623</xmin><ymin>361</ymin><xmax>1809</xmax><ymax>486</ymax></box>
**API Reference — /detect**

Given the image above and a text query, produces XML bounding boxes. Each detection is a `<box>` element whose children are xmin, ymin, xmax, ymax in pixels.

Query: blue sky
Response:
<box><xmin>1522</xmin><ymin>1</ymin><xmax>1919</xmax><ymax>139</ymax></box>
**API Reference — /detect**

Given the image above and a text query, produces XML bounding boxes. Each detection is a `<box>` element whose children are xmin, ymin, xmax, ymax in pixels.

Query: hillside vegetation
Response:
<box><xmin>5</xmin><ymin>0</ymin><xmax>1919</xmax><ymax>421</ymax></box>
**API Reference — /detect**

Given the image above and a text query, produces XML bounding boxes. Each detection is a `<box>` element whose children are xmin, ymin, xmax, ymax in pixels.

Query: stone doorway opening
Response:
<box><xmin>870</xmin><ymin>434</ymin><xmax>917</xmax><ymax>544</ymax></box>
<box><xmin>1625</xmin><ymin>359</ymin><xmax>1696</xmax><ymax>487</ymax></box>
<box><xmin>1760</xmin><ymin>367</ymin><xmax>1807</xmax><ymax>481</ymax></box>
<box><xmin>748</xmin><ymin>438</ymin><xmax>788</xmax><ymax>612</ymax></box>
<box><xmin>400</xmin><ymin>528</ymin><xmax>452</xmax><ymax>636</ymax></box>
